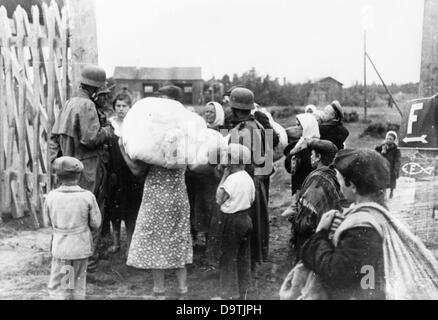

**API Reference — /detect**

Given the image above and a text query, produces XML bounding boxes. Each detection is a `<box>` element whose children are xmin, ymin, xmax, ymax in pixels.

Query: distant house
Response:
<box><xmin>112</xmin><ymin>67</ymin><xmax>204</xmax><ymax>105</ymax></box>
<box><xmin>308</xmin><ymin>77</ymin><xmax>343</xmax><ymax>106</ymax></box>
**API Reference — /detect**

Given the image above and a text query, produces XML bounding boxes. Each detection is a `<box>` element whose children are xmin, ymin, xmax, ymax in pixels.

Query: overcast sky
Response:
<box><xmin>95</xmin><ymin>0</ymin><xmax>424</xmax><ymax>86</ymax></box>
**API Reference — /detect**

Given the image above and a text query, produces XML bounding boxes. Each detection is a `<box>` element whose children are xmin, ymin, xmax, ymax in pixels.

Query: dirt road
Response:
<box><xmin>2</xmin><ymin>160</ymin><xmax>436</xmax><ymax>300</ymax></box>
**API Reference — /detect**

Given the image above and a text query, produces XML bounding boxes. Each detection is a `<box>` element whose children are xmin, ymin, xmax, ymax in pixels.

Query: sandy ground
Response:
<box><xmin>1</xmin><ymin>117</ymin><xmax>437</xmax><ymax>300</ymax></box>
<box><xmin>0</xmin><ymin>160</ymin><xmax>293</xmax><ymax>300</ymax></box>
<box><xmin>1</xmin><ymin>162</ymin><xmax>436</xmax><ymax>300</ymax></box>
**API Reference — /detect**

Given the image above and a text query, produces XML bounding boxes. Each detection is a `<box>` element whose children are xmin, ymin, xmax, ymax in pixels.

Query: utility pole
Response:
<box><xmin>211</xmin><ymin>76</ymin><xmax>215</xmax><ymax>102</ymax></box>
<box><xmin>66</xmin><ymin>0</ymin><xmax>99</xmax><ymax>89</ymax></box>
<box><xmin>364</xmin><ymin>30</ymin><xmax>367</xmax><ymax>121</ymax></box>
<box><xmin>419</xmin><ymin>0</ymin><xmax>438</xmax><ymax>97</ymax></box>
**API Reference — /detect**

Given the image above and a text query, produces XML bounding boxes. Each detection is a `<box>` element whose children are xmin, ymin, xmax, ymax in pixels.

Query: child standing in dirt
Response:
<box><xmin>45</xmin><ymin>156</ymin><xmax>102</xmax><ymax>300</ymax></box>
<box><xmin>214</xmin><ymin>144</ymin><xmax>255</xmax><ymax>300</ymax></box>
<box><xmin>375</xmin><ymin>130</ymin><xmax>401</xmax><ymax>199</ymax></box>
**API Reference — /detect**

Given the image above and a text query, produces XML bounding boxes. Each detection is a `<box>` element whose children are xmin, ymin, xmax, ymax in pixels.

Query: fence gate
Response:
<box><xmin>0</xmin><ymin>2</ymin><xmax>70</xmax><ymax>228</ymax></box>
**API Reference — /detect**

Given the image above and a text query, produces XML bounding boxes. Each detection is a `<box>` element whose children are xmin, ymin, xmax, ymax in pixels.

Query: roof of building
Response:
<box><xmin>313</xmin><ymin>76</ymin><xmax>343</xmax><ymax>86</ymax></box>
<box><xmin>113</xmin><ymin>67</ymin><xmax>203</xmax><ymax>81</ymax></box>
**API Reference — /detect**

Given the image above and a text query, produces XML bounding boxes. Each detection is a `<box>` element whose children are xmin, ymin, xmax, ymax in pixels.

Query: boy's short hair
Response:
<box><xmin>228</xmin><ymin>143</ymin><xmax>251</xmax><ymax>165</ymax></box>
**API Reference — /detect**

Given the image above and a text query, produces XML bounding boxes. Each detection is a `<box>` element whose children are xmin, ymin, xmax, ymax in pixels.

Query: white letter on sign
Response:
<box><xmin>407</xmin><ymin>103</ymin><xmax>423</xmax><ymax>135</ymax></box>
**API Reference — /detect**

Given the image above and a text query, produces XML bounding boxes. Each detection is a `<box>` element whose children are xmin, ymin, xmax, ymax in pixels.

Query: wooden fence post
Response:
<box><xmin>0</xmin><ymin>39</ymin><xmax>4</xmax><ymax>222</ymax></box>
<box><xmin>14</xmin><ymin>6</ymin><xmax>27</xmax><ymax>219</ymax></box>
<box><xmin>65</xmin><ymin>0</ymin><xmax>98</xmax><ymax>88</ymax></box>
<box><xmin>0</xmin><ymin>2</ymin><xmax>72</xmax><ymax>227</ymax></box>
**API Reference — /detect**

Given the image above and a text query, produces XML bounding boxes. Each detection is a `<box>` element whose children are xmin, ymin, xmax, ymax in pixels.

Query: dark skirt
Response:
<box><xmin>106</xmin><ymin>136</ymin><xmax>143</xmax><ymax>223</ymax></box>
<box><xmin>251</xmin><ymin>175</ymin><xmax>270</xmax><ymax>264</ymax></box>
<box><xmin>185</xmin><ymin>170</ymin><xmax>222</xmax><ymax>265</ymax></box>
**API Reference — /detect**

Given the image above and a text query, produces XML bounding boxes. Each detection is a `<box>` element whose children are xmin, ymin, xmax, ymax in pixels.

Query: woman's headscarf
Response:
<box><xmin>386</xmin><ymin>131</ymin><xmax>399</xmax><ymax>145</ymax></box>
<box><xmin>206</xmin><ymin>101</ymin><xmax>224</xmax><ymax>128</ymax></box>
<box><xmin>289</xmin><ymin>114</ymin><xmax>320</xmax><ymax>155</ymax></box>
<box><xmin>296</xmin><ymin>113</ymin><xmax>320</xmax><ymax>139</ymax></box>
<box><xmin>305</xmin><ymin>105</ymin><xmax>317</xmax><ymax>114</ymax></box>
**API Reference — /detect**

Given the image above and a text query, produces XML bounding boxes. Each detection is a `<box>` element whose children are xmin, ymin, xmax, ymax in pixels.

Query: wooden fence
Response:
<box><xmin>0</xmin><ymin>2</ymin><xmax>70</xmax><ymax>228</ymax></box>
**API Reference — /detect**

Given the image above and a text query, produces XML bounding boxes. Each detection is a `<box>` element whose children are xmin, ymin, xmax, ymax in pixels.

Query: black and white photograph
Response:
<box><xmin>1</xmin><ymin>0</ymin><xmax>438</xmax><ymax>305</ymax></box>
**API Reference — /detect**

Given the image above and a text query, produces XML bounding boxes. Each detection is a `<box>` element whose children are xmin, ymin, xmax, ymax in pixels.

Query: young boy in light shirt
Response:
<box><xmin>214</xmin><ymin>143</ymin><xmax>255</xmax><ymax>300</ymax></box>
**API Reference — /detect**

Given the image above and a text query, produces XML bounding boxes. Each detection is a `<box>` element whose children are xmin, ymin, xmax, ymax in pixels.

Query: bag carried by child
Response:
<box><xmin>279</xmin><ymin>262</ymin><xmax>328</xmax><ymax>300</ymax></box>
<box><xmin>280</xmin><ymin>202</ymin><xmax>438</xmax><ymax>300</ymax></box>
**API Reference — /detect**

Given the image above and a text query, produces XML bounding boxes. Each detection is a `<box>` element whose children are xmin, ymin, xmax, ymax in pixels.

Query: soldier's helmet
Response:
<box><xmin>80</xmin><ymin>66</ymin><xmax>106</xmax><ymax>88</ymax></box>
<box><xmin>229</xmin><ymin>87</ymin><xmax>255</xmax><ymax>110</ymax></box>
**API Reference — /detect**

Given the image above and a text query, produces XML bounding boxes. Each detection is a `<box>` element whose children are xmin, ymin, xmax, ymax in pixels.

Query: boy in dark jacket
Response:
<box><xmin>293</xmin><ymin>139</ymin><xmax>342</xmax><ymax>254</ymax></box>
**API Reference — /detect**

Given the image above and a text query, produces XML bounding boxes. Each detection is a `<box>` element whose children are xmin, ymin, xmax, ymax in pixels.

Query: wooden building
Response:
<box><xmin>113</xmin><ymin>67</ymin><xmax>204</xmax><ymax>105</ymax></box>
<box><xmin>308</xmin><ymin>76</ymin><xmax>343</xmax><ymax>106</ymax></box>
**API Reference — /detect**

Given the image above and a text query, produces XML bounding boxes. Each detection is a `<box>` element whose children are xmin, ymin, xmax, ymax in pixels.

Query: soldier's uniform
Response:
<box><xmin>228</xmin><ymin>88</ymin><xmax>272</xmax><ymax>267</ymax></box>
<box><xmin>49</xmin><ymin>66</ymin><xmax>113</xmax><ymax>272</ymax></box>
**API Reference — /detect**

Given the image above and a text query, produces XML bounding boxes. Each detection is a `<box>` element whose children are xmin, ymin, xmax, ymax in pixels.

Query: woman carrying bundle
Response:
<box><xmin>120</xmin><ymin>86</ymin><xmax>193</xmax><ymax>299</ymax></box>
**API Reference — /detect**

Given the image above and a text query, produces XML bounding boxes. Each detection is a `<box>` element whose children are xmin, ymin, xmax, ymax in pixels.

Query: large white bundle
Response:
<box><xmin>122</xmin><ymin>97</ymin><xmax>207</xmax><ymax>169</ymax></box>
<box><xmin>194</xmin><ymin>129</ymin><xmax>228</xmax><ymax>165</ymax></box>
<box><xmin>189</xmin><ymin>129</ymin><xmax>228</xmax><ymax>173</ymax></box>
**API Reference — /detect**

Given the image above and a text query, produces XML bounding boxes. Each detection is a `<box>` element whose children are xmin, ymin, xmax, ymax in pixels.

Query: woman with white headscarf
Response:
<box><xmin>375</xmin><ymin>130</ymin><xmax>401</xmax><ymax>199</ymax></box>
<box><xmin>282</xmin><ymin>114</ymin><xmax>321</xmax><ymax>248</ymax></box>
<box><xmin>204</xmin><ymin>101</ymin><xmax>225</xmax><ymax>129</ymax></box>
<box><xmin>305</xmin><ymin>105</ymin><xmax>317</xmax><ymax>114</ymax></box>
<box><xmin>186</xmin><ymin>101</ymin><xmax>225</xmax><ymax>269</ymax></box>
<box><xmin>289</xmin><ymin>113</ymin><xmax>321</xmax><ymax>156</ymax></box>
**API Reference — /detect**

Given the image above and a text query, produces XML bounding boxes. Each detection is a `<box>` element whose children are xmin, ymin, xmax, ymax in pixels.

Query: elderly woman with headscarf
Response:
<box><xmin>185</xmin><ymin>101</ymin><xmax>225</xmax><ymax>269</ymax></box>
<box><xmin>300</xmin><ymin>149</ymin><xmax>438</xmax><ymax>300</ymax></box>
<box><xmin>375</xmin><ymin>131</ymin><xmax>401</xmax><ymax>199</ymax></box>
<box><xmin>204</xmin><ymin>101</ymin><xmax>225</xmax><ymax>130</ymax></box>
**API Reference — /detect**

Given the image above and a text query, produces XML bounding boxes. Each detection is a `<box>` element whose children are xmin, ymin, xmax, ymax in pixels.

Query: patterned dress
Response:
<box><xmin>127</xmin><ymin>166</ymin><xmax>193</xmax><ymax>269</ymax></box>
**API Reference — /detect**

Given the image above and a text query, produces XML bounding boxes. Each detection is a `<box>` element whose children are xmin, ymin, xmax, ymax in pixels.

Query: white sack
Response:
<box><xmin>189</xmin><ymin>129</ymin><xmax>228</xmax><ymax>173</ymax></box>
<box><xmin>258</xmin><ymin>108</ymin><xmax>288</xmax><ymax>160</ymax></box>
<box><xmin>122</xmin><ymin>97</ymin><xmax>207</xmax><ymax>169</ymax></box>
<box><xmin>194</xmin><ymin>129</ymin><xmax>228</xmax><ymax>166</ymax></box>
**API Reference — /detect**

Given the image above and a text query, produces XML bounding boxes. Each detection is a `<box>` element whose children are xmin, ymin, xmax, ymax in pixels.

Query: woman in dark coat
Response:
<box><xmin>375</xmin><ymin>131</ymin><xmax>401</xmax><ymax>199</ymax></box>
<box><xmin>186</xmin><ymin>101</ymin><xmax>225</xmax><ymax>268</ymax></box>
<box><xmin>106</xmin><ymin>93</ymin><xmax>143</xmax><ymax>253</ymax></box>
